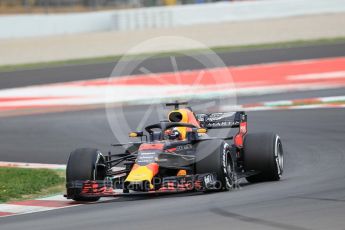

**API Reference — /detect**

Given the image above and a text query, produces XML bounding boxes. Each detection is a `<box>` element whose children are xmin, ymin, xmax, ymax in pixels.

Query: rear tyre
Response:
<box><xmin>244</xmin><ymin>133</ymin><xmax>283</xmax><ymax>183</ymax></box>
<box><xmin>195</xmin><ymin>139</ymin><xmax>235</xmax><ymax>191</ymax></box>
<box><xmin>66</xmin><ymin>148</ymin><xmax>106</xmax><ymax>201</ymax></box>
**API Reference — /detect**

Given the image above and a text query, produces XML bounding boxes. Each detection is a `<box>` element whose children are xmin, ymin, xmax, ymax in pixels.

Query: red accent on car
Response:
<box><xmin>146</xmin><ymin>163</ymin><xmax>159</xmax><ymax>175</ymax></box>
<box><xmin>139</xmin><ymin>143</ymin><xmax>164</xmax><ymax>151</ymax></box>
<box><xmin>81</xmin><ymin>180</ymin><xmax>114</xmax><ymax>195</ymax></box>
<box><xmin>166</xmin><ymin>147</ymin><xmax>177</xmax><ymax>152</ymax></box>
<box><xmin>186</xmin><ymin>110</ymin><xmax>201</xmax><ymax>127</ymax></box>
<box><xmin>240</xmin><ymin>121</ymin><xmax>247</xmax><ymax>134</ymax></box>
<box><xmin>234</xmin><ymin>121</ymin><xmax>247</xmax><ymax>148</ymax></box>
<box><xmin>234</xmin><ymin>134</ymin><xmax>243</xmax><ymax>147</ymax></box>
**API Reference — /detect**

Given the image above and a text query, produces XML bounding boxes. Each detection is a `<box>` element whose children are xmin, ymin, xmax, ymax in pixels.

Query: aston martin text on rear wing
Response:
<box><xmin>196</xmin><ymin>111</ymin><xmax>246</xmax><ymax>129</ymax></box>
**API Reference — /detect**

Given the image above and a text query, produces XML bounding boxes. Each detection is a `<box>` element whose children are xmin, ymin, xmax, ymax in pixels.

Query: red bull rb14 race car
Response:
<box><xmin>65</xmin><ymin>101</ymin><xmax>284</xmax><ymax>201</ymax></box>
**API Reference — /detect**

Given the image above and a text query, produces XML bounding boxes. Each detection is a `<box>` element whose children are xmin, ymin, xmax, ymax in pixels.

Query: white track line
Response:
<box><xmin>0</xmin><ymin>204</ymin><xmax>55</xmax><ymax>214</ymax></box>
<box><xmin>0</xmin><ymin>161</ymin><xmax>66</xmax><ymax>170</ymax></box>
<box><xmin>37</xmin><ymin>195</ymin><xmax>67</xmax><ymax>201</ymax></box>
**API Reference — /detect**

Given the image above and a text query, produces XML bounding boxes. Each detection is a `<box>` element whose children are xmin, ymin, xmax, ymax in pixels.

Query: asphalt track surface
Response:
<box><xmin>0</xmin><ymin>43</ymin><xmax>345</xmax><ymax>229</ymax></box>
<box><xmin>0</xmin><ymin>90</ymin><xmax>344</xmax><ymax>164</ymax></box>
<box><xmin>1</xmin><ymin>108</ymin><xmax>345</xmax><ymax>230</ymax></box>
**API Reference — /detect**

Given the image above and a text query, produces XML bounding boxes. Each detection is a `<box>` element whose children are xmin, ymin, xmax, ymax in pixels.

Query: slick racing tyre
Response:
<box><xmin>244</xmin><ymin>133</ymin><xmax>283</xmax><ymax>183</ymax></box>
<box><xmin>66</xmin><ymin>148</ymin><xmax>106</xmax><ymax>201</ymax></box>
<box><xmin>196</xmin><ymin>139</ymin><xmax>235</xmax><ymax>191</ymax></box>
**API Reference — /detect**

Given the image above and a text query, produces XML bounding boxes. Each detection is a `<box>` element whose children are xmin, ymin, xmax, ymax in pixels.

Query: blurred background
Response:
<box><xmin>0</xmin><ymin>0</ymin><xmax>243</xmax><ymax>14</ymax></box>
<box><xmin>1</xmin><ymin>0</ymin><xmax>345</xmax><ymax>66</ymax></box>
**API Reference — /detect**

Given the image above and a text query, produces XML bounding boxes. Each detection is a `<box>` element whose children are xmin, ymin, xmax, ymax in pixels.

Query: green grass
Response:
<box><xmin>0</xmin><ymin>168</ymin><xmax>65</xmax><ymax>203</ymax></box>
<box><xmin>1</xmin><ymin>37</ymin><xmax>345</xmax><ymax>72</ymax></box>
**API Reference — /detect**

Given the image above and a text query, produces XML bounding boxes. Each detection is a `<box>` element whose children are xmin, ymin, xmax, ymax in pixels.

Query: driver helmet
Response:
<box><xmin>164</xmin><ymin>127</ymin><xmax>181</xmax><ymax>140</ymax></box>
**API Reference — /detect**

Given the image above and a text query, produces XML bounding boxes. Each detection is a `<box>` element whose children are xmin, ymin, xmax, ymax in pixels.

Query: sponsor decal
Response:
<box><xmin>136</xmin><ymin>151</ymin><xmax>157</xmax><ymax>164</ymax></box>
<box><xmin>176</xmin><ymin>144</ymin><xmax>193</xmax><ymax>151</ymax></box>
<box><xmin>196</xmin><ymin>113</ymin><xmax>236</xmax><ymax>123</ymax></box>
<box><xmin>140</xmin><ymin>152</ymin><xmax>157</xmax><ymax>155</ymax></box>
<box><xmin>205</xmin><ymin>121</ymin><xmax>238</xmax><ymax>128</ymax></box>
<box><xmin>203</xmin><ymin>174</ymin><xmax>214</xmax><ymax>185</ymax></box>
<box><xmin>205</xmin><ymin>112</ymin><xmax>235</xmax><ymax>122</ymax></box>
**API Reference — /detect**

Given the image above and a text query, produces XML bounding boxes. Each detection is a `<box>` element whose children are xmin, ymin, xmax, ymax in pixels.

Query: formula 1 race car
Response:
<box><xmin>65</xmin><ymin>101</ymin><xmax>284</xmax><ymax>201</ymax></box>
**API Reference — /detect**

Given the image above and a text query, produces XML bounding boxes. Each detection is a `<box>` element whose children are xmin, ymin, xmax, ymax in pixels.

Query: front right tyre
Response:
<box><xmin>244</xmin><ymin>132</ymin><xmax>283</xmax><ymax>183</ymax></box>
<box><xmin>195</xmin><ymin>139</ymin><xmax>236</xmax><ymax>191</ymax></box>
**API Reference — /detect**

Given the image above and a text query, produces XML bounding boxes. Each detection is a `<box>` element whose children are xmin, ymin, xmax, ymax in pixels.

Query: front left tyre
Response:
<box><xmin>66</xmin><ymin>148</ymin><xmax>106</xmax><ymax>201</ymax></box>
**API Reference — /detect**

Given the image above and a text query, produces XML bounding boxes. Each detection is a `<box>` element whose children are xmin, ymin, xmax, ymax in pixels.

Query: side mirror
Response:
<box><xmin>129</xmin><ymin>131</ymin><xmax>144</xmax><ymax>138</ymax></box>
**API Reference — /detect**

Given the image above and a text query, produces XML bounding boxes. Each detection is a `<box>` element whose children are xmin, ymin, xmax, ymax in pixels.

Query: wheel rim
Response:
<box><xmin>225</xmin><ymin>153</ymin><xmax>234</xmax><ymax>189</ymax></box>
<box><xmin>275</xmin><ymin>137</ymin><xmax>284</xmax><ymax>176</ymax></box>
<box><xmin>94</xmin><ymin>152</ymin><xmax>106</xmax><ymax>180</ymax></box>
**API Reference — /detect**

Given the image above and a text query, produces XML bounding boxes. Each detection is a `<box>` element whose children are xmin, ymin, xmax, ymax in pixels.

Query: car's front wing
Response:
<box><xmin>65</xmin><ymin>173</ymin><xmax>219</xmax><ymax>199</ymax></box>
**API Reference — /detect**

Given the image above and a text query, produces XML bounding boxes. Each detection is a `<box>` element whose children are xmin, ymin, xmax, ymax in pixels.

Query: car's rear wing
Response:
<box><xmin>196</xmin><ymin>111</ymin><xmax>247</xmax><ymax>148</ymax></box>
<box><xmin>196</xmin><ymin>111</ymin><xmax>246</xmax><ymax>129</ymax></box>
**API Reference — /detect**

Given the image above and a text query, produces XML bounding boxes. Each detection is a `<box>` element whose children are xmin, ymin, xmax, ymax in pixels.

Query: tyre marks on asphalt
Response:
<box><xmin>210</xmin><ymin>207</ymin><xmax>311</xmax><ymax>230</ymax></box>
